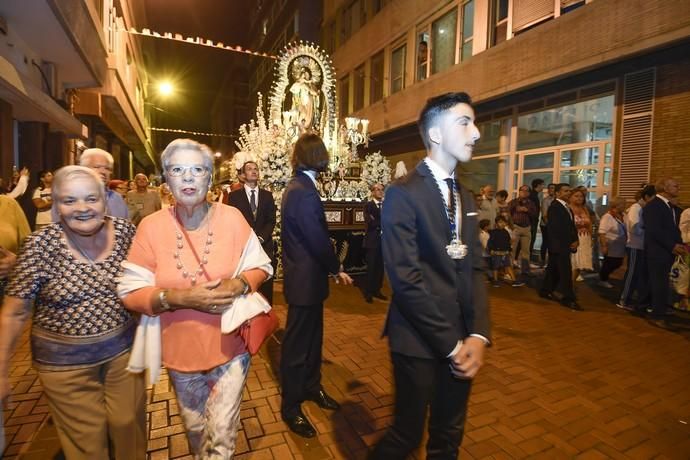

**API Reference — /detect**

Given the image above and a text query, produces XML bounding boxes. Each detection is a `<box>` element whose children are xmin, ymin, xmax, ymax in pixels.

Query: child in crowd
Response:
<box><xmin>479</xmin><ymin>219</ymin><xmax>492</xmax><ymax>280</ymax></box>
<box><xmin>488</xmin><ymin>215</ymin><xmax>524</xmax><ymax>287</ymax></box>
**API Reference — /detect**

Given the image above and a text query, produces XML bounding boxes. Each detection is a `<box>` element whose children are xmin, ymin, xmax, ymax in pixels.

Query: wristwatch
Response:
<box><xmin>158</xmin><ymin>289</ymin><xmax>172</xmax><ymax>312</ymax></box>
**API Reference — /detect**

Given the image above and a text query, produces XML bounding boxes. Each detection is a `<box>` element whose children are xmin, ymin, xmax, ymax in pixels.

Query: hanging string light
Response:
<box><xmin>124</xmin><ymin>27</ymin><xmax>276</xmax><ymax>60</ymax></box>
<box><xmin>150</xmin><ymin>127</ymin><xmax>238</xmax><ymax>138</ymax></box>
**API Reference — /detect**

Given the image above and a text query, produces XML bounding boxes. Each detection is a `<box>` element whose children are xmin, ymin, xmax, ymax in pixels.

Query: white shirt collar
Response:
<box><xmin>424</xmin><ymin>157</ymin><xmax>453</xmax><ymax>181</ymax></box>
<box><xmin>556</xmin><ymin>198</ymin><xmax>569</xmax><ymax>207</ymax></box>
<box><xmin>657</xmin><ymin>194</ymin><xmax>671</xmax><ymax>206</ymax></box>
<box><xmin>301</xmin><ymin>170</ymin><xmax>318</xmax><ymax>187</ymax></box>
<box><xmin>244</xmin><ymin>183</ymin><xmax>258</xmax><ymax>193</ymax></box>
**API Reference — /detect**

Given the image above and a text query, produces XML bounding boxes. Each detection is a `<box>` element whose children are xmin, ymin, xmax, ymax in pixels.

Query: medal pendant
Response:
<box><xmin>446</xmin><ymin>238</ymin><xmax>468</xmax><ymax>260</ymax></box>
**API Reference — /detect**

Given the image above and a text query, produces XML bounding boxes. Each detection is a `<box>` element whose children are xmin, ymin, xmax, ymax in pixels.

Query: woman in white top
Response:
<box><xmin>598</xmin><ymin>197</ymin><xmax>627</xmax><ymax>288</ymax></box>
<box><xmin>32</xmin><ymin>170</ymin><xmax>54</xmax><ymax>230</ymax></box>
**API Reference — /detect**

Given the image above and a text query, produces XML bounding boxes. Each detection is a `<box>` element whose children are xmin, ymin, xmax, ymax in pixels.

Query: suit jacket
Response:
<box><xmin>228</xmin><ymin>187</ymin><xmax>276</xmax><ymax>257</ymax></box>
<box><xmin>281</xmin><ymin>173</ymin><xmax>340</xmax><ymax>306</ymax></box>
<box><xmin>381</xmin><ymin>161</ymin><xmax>491</xmax><ymax>360</ymax></box>
<box><xmin>363</xmin><ymin>200</ymin><xmax>382</xmax><ymax>249</ymax></box>
<box><xmin>642</xmin><ymin>196</ymin><xmax>682</xmax><ymax>262</ymax></box>
<box><xmin>545</xmin><ymin>200</ymin><xmax>577</xmax><ymax>254</ymax></box>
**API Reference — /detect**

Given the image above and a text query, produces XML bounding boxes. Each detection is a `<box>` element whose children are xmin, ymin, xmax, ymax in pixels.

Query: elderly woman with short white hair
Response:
<box><xmin>598</xmin><ymin>196</ymin><xmax>628</xmax><ymax>288</ymax></box>
<box><xmin>120</xmin><ymin>138</ymin><xmax>272</xmax><ymax>458</ymax></box>
<box><xmin>0</xmin><ymin>165</ymin><xmax>146</xmax><ymax>459</ymax></box>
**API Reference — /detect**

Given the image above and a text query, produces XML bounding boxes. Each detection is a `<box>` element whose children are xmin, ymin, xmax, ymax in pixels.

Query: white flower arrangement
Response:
<box><xmin>360</xmin><ymin>151</ymin><xmax>392</xmax><ymax>190</ymax></box>
<box><xmin>235</xmin><ymin>93</ymin><xmax>293</xmax><ymax>194</ymax></box>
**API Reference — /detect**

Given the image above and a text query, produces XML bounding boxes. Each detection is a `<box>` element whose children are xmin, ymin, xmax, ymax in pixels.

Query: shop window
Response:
<box><xmin>517</xmin><ymin>95</ymin><xmax>614</xmax><ymax>150</ymax></box>
<box><xmin>461</xmin><ymin>0</ymin><xmax>475</xmax><ymax>61</ymax></box>
<box><xmin>370</xmin><ymin>51</ymin><xmax>384</xmax><ymax>104</ymax></box>
<box><xmin>431</xmin><ymin>9</ymin><xmax>457</xmax><ymax>75</ymax></box>
<box><xmin>353</xmin><ymin>64</ymin><xmax>365</xmax><ymax>111</ymax></box>
<box><xmin>390</xmin><ymin>44</ymin><xmax>406</xmax><ymax>94</ymax></box>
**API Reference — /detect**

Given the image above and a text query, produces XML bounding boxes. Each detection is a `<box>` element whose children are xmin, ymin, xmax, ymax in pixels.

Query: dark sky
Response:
<box><xmin>141</xmin><ymin>0</ymin><xmax>251</xmax><ymax>149</ymax></box>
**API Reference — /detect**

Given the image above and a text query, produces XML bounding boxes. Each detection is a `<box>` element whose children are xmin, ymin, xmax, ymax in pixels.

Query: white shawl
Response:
<box><xmin>118</xmin><ymin>231</ymin><xmax>273</xmax><ymax>385</ymax></box>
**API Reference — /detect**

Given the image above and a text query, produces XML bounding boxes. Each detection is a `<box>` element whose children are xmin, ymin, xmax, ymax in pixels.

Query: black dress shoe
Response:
<box><xmin>306</xmin><ymin>390</ymin><xmax>340</xmax><ymax>410</ymax></box>
<box><xmin>282</xmin><ymin>412</ymin><xmax>316</xmax><ymax>438</ymax></box>
<box><xmin>373</xmin><ymin>292</ymin><xmax>388</xmax><ymax>301</ymax></box>
<box><xmin>539</xmin><ymin>291</ymin><xmax>555</xmax><ymax>301</ymax></box>
<box><xmin>365</xmin><ymin>295</ymin><xmax>373</xmax><ymax>304</ymax></box>
<box><xmin>561</xmin><ymin>300</ymin><xmax>583</xmax><ymax>311</ymax></box>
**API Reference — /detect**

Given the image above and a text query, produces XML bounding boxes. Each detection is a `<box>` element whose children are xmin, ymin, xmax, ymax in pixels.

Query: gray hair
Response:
<box><xmin>80</xmin><ymin>148</ymin><xmax>114</xmax><ymax>168</ymax></box>
<box><xmin>160</xmin><ymin>138</ymin><xmax>214</xmax><ymax>172</ymax></box>
<box><xmin>610</xmin><ymin>196</ymin><xmax>626</xmax><ymax>209</ymax></box>
<box><xmin>52</xmin><ymin>165</ymin><xmax>105</xmax><ymax>203</ymax></box>
<box><xmin>654</xmin><ymin>177</ymin><xmax>676</xmax><ymax>194</ymax></box>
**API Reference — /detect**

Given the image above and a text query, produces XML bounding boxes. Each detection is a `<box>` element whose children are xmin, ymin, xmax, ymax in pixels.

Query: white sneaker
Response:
<box><xmin>598</xmin><ymin>281</ymin><xmax>614</xmax><ymax>288</ymax></box>
<box><xmin>576</xmin><ymin>274</ymin><xmax>584</xmax><ymax>282</ymax></box>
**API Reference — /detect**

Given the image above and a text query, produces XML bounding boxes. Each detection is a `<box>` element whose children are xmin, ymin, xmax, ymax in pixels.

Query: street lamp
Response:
<box><xmin>157</xmin><ymin>81</ymin><xmax>174</xmax><ymax>97</ymax></box>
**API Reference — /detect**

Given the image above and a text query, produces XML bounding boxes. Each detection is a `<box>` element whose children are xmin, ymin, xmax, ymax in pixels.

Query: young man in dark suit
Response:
<box><xmin>227</xmin><ymin>161</ymin><xmax>276</xmax><ymax>304</ymax></box>
<box><xmin>370</xmin><ymin>92</ymin><xmax>490</xmax><ymax>459</ymax></box>
<box><xmin>280</xmin><ymin>133</ymin><xmax>353</xmax><ymax>438</ymax></box>
<box><xmin>363</xmin><ymin>183</ymin><xmax>386</xmax><ymax>303</ymax></box>
<box><xmin>642</xmin><ymin>177</ymin><xmax>687</xmax><ymax>329</ymax></box>
<box><xmin>539</xmin><ymin>183</ymin><xmax>581</xmax><ymax>310</ymax></box>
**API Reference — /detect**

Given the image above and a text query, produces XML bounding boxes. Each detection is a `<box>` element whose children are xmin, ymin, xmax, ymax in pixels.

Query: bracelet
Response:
<box><xmin>235</xmin><ymin>276</ymin><xmax>250</xmax><ymax>295</ymax></box>
<box><xmin>158</xmin><ymin>289</ymin><xmax>172</xmax><ymax>312</ymax></box>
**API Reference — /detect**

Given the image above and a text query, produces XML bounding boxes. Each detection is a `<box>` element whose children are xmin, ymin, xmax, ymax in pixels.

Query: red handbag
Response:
<box><xmin>239</xmin><ymin>309</ymin><xmax>279</xmax><ymax>355</ymax></box>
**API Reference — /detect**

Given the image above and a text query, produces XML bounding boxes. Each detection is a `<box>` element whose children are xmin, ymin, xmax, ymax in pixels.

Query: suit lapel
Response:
<box><xmin>416</xmin><ymin>161</ymin><xmax>452</xmax><ymax>242</ymax></box>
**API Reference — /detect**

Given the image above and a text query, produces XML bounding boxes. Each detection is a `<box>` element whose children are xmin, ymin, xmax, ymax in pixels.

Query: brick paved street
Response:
<box><xmin>3</xmin><ymin>274</ymin><xmax>690</xmax><ymax>459</ymax></box>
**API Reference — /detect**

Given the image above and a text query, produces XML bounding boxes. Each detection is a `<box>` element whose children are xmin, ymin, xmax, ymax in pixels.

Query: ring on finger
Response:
<box><xmin>210</xmin><ymin>304</ymin><xmax>217</xmax><ymax>312</ymax></box>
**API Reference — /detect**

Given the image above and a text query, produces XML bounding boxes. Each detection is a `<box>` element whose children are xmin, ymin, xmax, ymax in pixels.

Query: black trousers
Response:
<box><xmin>599</xmin><ymin>256</ymin><xmax>624</xmax><ymax>281</ymax></box>
<box><xmin>365</xmin><ymin>245</ymin><xmax>384</xmax><ymax>296</ymax></box>
<box><xmin>540</xmin><ymin>251</ymin><xmax>575</xmax><ymax>303</ymax></box>
<box><xmin>647</xmin><ymin>256</ymin><xmax>673</xmax><ymax>318</ymax></box>
<box><xmin>529</xmin><ymin>222</ymin><xmax>539</xmax><ymax>260</ymax></box>
<box><xmin>540</xmin><ymin>225</ymin><xmax>549</xmax><ymax>263</ymax></box>
<box><xmin>280</xmin><ymin>303</ymin><xmax>324</xmax><ymax>418</ymax></box>
<box><xmin>620</xmin><ymin>248</ymin><xmax>649</xmax><ymax>306</ymax></box>
<box><xmin>369</xmin><ymin>353</ymin><xmax>472</xmax><ymax>460</ymax></box>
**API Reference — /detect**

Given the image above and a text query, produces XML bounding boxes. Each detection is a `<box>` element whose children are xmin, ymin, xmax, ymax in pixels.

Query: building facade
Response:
<box><xmin>0</xmin><ymin>0</ymin><xmax>153</xmax><ymax>225</ymax></box>
<box><xmin>326</xmin><ymin>0</ymin><xmax>690</xmax><ymax>206</ymax></box>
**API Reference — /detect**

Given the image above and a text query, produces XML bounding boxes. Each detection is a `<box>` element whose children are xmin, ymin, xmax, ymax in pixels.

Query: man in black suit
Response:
<box><xmin>370</xmin><ymin>92</ymin><xmax>490</xmax><ymax>459</ymax></box>
<box><xmin>280</xmin><ymin>133</ymin><xmax>353</xmax><ymax>438</ymax></box>
<box><xmin>642</xmin><ymin>177</ymin><xmax>687</xmax><ymax>329</ymax></box>
<box><xmin>228</xmin><ymin>161</ymin><xmax>276</xmax><ymax>304</ymax></box>
<box><xmin>539</xmin><ymin>183</ymin><xmax>581</xmax><ymax>310</ymax></box>
<box><xmin>363</xmin><ymin>183</ymin><xmax>386</xmax><ymax>303</ymax></box>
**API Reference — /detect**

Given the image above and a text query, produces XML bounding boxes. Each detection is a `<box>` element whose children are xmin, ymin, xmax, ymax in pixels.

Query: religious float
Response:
<box><xmin>230</xmin><ymin>41</ymin><xmax>391</xmax><ymax>275</ymax></box>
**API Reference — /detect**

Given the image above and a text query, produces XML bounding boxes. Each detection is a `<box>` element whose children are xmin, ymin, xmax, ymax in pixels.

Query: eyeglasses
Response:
<box><xmin>166</xmin><ymin>164</ymin><xmax>210</xmax><ymax>177</ymax></box>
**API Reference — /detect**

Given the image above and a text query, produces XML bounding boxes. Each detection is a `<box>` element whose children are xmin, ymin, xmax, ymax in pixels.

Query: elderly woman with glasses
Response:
<box><xmin>119</xmin><ymin>138</ymin><xmax>272</xmax><ymax>458</ymax></box>
<box><xmin>0</xmin><ymin>166</ymin><xmax>146</xmax><ymax>459</ymax></box>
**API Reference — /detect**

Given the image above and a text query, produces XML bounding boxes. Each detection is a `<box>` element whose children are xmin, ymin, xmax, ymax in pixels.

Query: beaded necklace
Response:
<box><xmin>172</xmin><ymin>204</ymin><xmax>214</xmax><ymax>285</ymax></box>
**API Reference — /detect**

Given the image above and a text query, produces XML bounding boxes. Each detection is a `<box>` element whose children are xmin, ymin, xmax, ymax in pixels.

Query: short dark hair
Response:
<box><xmin>548</xmin><ymin>183</ymin><xmax>555</xmax><ymax>188</ymax></box>
<box><xmin>479</xmin><ymin>219</ymin><xmax>491</xmax><ymax>230</ymax></box>
<box><xmin>554</xmin><ymin>183</ymin><xmax>570</xmax><ymax>193</ymax></box>
<box><xmin>291</xmin><ymin>133</ymin><xmax>330</xmax><ymax>172</ymax></box>
<box><xmin>496</xmin><ymin>189</ymin><xmax>508</xmax><ymax>199</ymax></box>
<box><xmin>495</xmin><ymin>215</ymin><xmax>507</xmax><ymax>224</ymax></box>
<box><xmin>418</xmin><ymin>92</ymin><xmax>473</xmax><ymax>150</ymax></box>
<box><xmin>641</xmin><ymin>184</ymin><xmax>656</xmax><ymax>199</ymax></box>
<box><xmin>241</xmin><ymin>161</ymin><xmax>258</xmax><ymax>174</ymax></box>
<box><xmin>531</xmin><ymin>178</ymin><xmax>545</xmax><ymax>188</ymax></box>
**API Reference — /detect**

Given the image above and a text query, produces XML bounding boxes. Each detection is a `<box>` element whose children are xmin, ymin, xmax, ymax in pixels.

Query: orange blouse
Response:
<box><xmin>122</xmin><ymin>204</ymin><xmax>268</xmax><ymax>372</ymax></box>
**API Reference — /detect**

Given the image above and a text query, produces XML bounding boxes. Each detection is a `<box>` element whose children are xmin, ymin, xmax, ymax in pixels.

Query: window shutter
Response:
<box><xmin>513</xmin><ymin>0</ymin><xmax>554</xmax><ymax>33</ymax></box>
<box><xmin>617</xmin><ymin>68</ymin><xmax>656</xmax><ymax>199</ymax></box>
